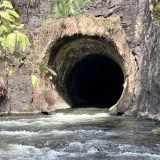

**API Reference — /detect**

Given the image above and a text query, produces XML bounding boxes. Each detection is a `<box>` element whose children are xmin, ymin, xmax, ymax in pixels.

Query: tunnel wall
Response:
<box><xmin>0</xmin><ymin>0</ymin><xmax>160</xmax><ymax>120</ymax></box>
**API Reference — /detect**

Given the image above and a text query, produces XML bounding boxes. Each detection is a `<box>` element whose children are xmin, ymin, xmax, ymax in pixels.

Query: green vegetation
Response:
<box><xmin>50</xmin><ymin>0</ymin><xmax>92</xmax><ymax>17</ymax></box>
<box><xmin>0</xmin><ymin>0</ymin><xmax>31</xmax><ymax>77</ymax></box>
<box><xmin>152</xmin><ymin>3</ymin><xmax>160</xmax><ymax>21</ymax></box>
<box><xmin>0</xmin><ymin>0</ymin><xmax>93</xmax><ymax>88</ymax></box>
<box><xmin>26</xmin><ymin>0</ymin><xmax>40</xmax><ymax>5</ymax></box>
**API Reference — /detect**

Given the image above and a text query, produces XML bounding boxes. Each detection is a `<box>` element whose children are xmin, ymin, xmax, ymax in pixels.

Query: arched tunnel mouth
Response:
<box><xmin>67</xmin><ymin>54</ymin><xmax>124</xmax><ymax>108</ymax></box>
<box><xmin>51</xmin><ymin>36</ymin><xmax>126</xmax><ymax>109</ymax></box>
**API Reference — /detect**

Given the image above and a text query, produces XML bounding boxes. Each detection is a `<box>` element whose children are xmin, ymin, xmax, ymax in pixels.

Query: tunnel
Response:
<box><xmin>51</xmin><ymin>36</ymin><xmax>126</xmax><ymax>109</ymax></box>
<box><xmin>67</xmin><ymin>54</ymin><xmax>124</xmax><ymax>108</ymax></box>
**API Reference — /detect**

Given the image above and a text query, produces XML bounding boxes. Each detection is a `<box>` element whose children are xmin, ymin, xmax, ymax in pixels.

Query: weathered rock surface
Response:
<box><xmin>7</xmin><ymin>68</ymin><xmax>34</xmax><ymax>113</ymax></box>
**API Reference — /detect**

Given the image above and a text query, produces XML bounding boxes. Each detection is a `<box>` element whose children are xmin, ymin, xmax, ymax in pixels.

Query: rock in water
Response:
<box><xmin>44</xmin><ymin>88</ymin><xmax>58</xmax><ymax>110</ymax></box>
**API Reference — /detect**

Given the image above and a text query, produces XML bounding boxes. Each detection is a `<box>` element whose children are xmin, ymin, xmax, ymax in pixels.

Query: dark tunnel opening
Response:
<box><xmin>67</xmin><ymin>54</ymin><xmax>124</xmax><ymax>108</ymax></box>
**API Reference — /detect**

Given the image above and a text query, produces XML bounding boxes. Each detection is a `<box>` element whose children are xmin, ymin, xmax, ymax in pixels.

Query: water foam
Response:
<box><xmin>51</xmin><ymin>113</ymin><xmax>110</xmax><ymax>122</ymax></box>
<box><xmin>0</xmin><ymin>144</ymin><xmax>67</xmax><ymax>160</ymax></box>
<box><xmin>0</xmin><ymin>130</ymin><xmax>38</xmax><ymax>136</ymax></box>
<box><xmin>116</xmin><ymin>152</ymin><xmax>160</xmax><ymax>159</ymax></box>
<box><xmin>0</xmin><ymin>113</ymin><xmax>110</xmax><ymax>128</ymax></box>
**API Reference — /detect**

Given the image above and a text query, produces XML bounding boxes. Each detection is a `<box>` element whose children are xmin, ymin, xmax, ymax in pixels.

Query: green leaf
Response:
<box><xmin>39</xmin><ymin>65</ymin><xmax>46</xmax><ymax>73</ymax></box>
<box><xmin>0</xmin><ymin>25</ymin><xmax>5</xmax><ymax>35</ymax></box>
<box><xmin>0</xmin><ymin>0</ymin><xmax>13</xmax><ymax>9</ymax></box>
<box><xmin>24</xmin><ymin>35</ymin><xmax>31</xmax><ymax>46</ymax></box>
<box><xmin>4</xmin><ymin>56</ymin><xmax>13</xmax><ymax>64</ymax></box>
<box><xmin>9</xmin><ymin>66</ymin><xmax>15</xmax><ymax>77</ymax></box>
<box><xmin>50</xmin><ymin>4</ymin><xmax>54</xmax><ymax>14</ymax></box>
<box><xmin>45</xmin><ymin>66</ymin><xmax>57</xmax><ymax>76</ymax></box>
<box><xmin>32</xmin><ymin>75</ymin><xmax>39</xmax><ymax>89</ymax></box>
<box><xmin>0</xmin><ymin>11</ymin><xmax>13</xmax><ymax>22</ymax></box>
<box><xmin>16</xmin><ymin>32</ymin><xmax>31</xmax><ymax>51</ymax></box>
<box><xmin>27</xmin><ymin>0</ymin><xmax>34</xmax><ymax>6</ymax></box>
<box><xmin>10</xmin><ymin>24</ymin><xmax>17</xmax><ymax>29</ymax></box>
<box><xmin>49</xmin><ymin>76</ymin><xmax>53</xmax><ymax>80</ymax></box>
<box><xmin>155</xmin><ymin>4</ymin><xmax>160</xmax><ymax>12</ymax></box>
<box><xmin>16</xmin><ymin>24</ymin><xmax>24</xmax><ymax>29</ymax></box>
<box><xmin>13</xmin><ymin>52</ymin><xmax>21</xmax><ymax>58</ymax></box>
<box><xmin>0</xmin><ymin>56</ymin><xmax>6</xmax><ymax>62</ymax></box>
<box><xmin>6</xmin><ymin>33</ymin><xmax>16</xmax><ymax>54</ymax></box>
<box><xmin>69</xmin><ymin>5</ymin><xmax>78</xmax><ymax>16</ymax></box>
<box><xmin>50</xmin><ymin>0</ymin><xmax>60</xmax><ymax>14</ymax></box>
<box><xmin>6</xmin><ymin>9</ymin><xmax>20</xmax><ymax>18</ymax></box>
<box><xmin>19</xmin><ymin>41</ymin><xmax>26</xmax><ymax>51</ymax></box>
<box><xmin>64</xmin><ymin>6</ymin><xmax>69</xmax><ymax>17</ymax></box>
<box><xmin>3</xmin><ymin>19</ymin><xmax>10</xmax><ymax>26</ymax></box>
<box><xmin>84</xmin><ymin>0</ymin><xmax>91</xmax><ymax>6</ymax></box>
<box><xmin>67</xmin><ymin>0</ymin><xmax>73</xmax><ymax>5</ymax></box>
<box><xmin>74</xmin><ymin>0</ymin><xmax>83</xmax><ymax>8</ymax></box>
<box><xmin>0</xmin><ymin>56</ymin><xmax>13</xmax><ymax>64</ymax></box>
<box><xmin>3</xmin><ymin>25</ymin><xmax>11</xmax><ymax>33</ymax></box>
<box><xmin>30</xmin><ymin>43</ymin><xmax>35</xmax><ymax>50</ymax></box>
<box><xmin>55</xmin><ymin>5</ymin><xmax>61</xmax><ymax>17</ymax></box>
<box><xmin>152</xmin><ymin>12</ymin><xmax>160</xmax><ymax>21</ymax></box>
<box><xmin>58</xmin><ymin>1</ymin><xmax>66</xmax><ymax>16</ymax></box>
<box><xmin>0</xmin><ymin>37</ymin><xmax>6</xmax><ymax>49</ymax></box>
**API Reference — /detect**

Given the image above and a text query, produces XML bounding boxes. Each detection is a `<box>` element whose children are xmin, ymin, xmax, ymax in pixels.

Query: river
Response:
<box><xmin>0</xmin><ymin>108</ymin><xmax>160</xmax><ymax>160</ymax></box>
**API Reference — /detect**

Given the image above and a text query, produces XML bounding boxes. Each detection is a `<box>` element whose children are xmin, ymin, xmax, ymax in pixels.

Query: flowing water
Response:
<box><xmin>0</xmin><ymin>108</ymin><xmax>160</xmax><ymax>160</ymax></box>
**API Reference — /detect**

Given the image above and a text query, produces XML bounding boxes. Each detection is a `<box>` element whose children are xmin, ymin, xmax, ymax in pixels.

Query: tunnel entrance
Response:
<box><xmin>67</xmin><ymin>54</ymin><xmax>124</xmax><ymax>108</ymax></box>
<box><xmin>34</xmin><ymin>16</ymin><xmax>137</xmax><ymax>113</ymax></box>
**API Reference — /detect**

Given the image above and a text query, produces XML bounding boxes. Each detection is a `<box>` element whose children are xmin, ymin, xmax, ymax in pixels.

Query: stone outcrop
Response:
<box><xmin>0</xmin><ymin>0</ymin><xmax>160</xmax><ymax>120</ymax></box>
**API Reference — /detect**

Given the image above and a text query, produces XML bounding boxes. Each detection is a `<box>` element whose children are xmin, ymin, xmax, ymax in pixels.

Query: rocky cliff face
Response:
<box><xmin>0</xmin><ymin>0</ymin><xmax>160</xmax><ymax>120</ymax></box>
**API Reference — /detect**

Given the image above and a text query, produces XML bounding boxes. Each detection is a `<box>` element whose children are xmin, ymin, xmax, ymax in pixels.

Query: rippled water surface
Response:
<box><xmin>0</xmin><ymin>108</ymin><xmax>160</xmax><ymax>160</ymax></box>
